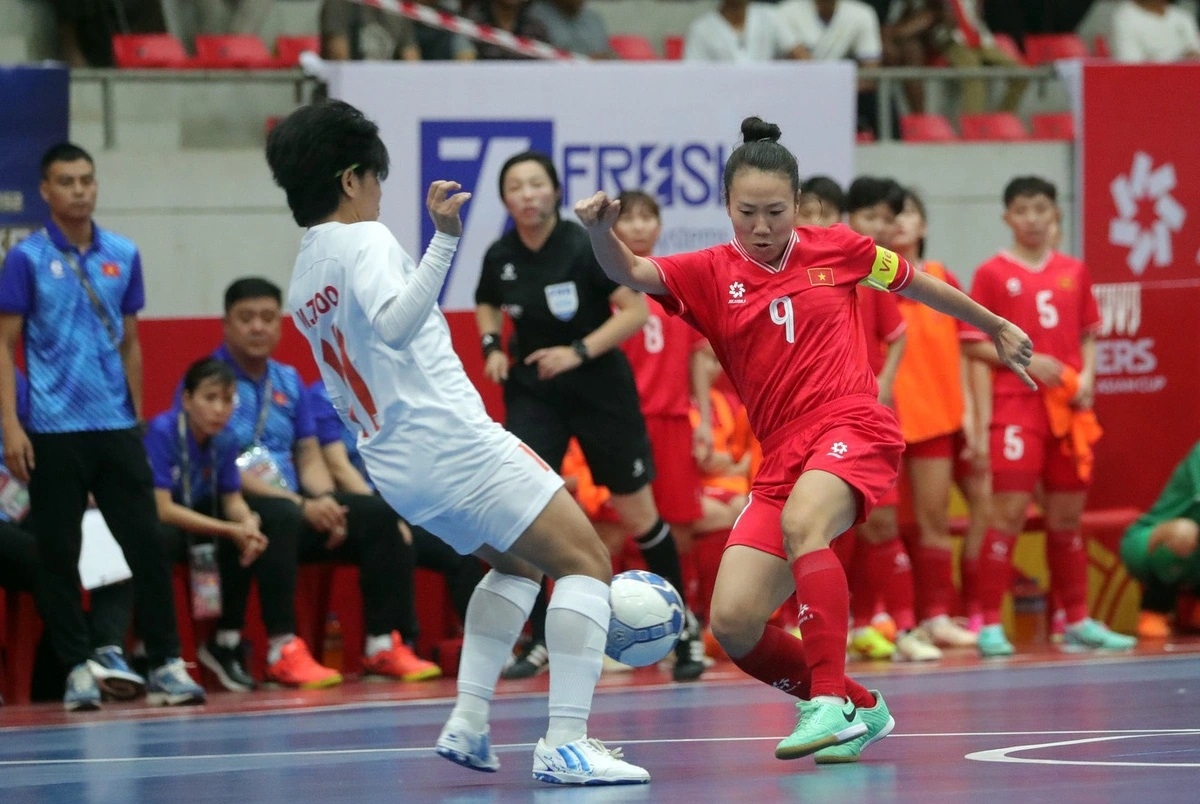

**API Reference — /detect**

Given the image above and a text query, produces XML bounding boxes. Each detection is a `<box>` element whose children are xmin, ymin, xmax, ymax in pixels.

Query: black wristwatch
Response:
<box><xmin>570</xmin><ymin>339</ymin><xmax>590</xmax><ymax>362</ymax></box>
<box><xmin>481</xmin><ymin>333</ymin><xmax>502</xmax><ymax>359</ymax></box>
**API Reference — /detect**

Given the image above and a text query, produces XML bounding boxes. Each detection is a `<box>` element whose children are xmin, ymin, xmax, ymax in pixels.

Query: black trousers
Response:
<box><xmin>410</xmin><ymin>523</ymin><xmax>486</xmax><ymax>637</ymax></box>
<box><xmin>157</xmin><ymin>497</ymin><xmax>299</xmax><ymax>638</ymax></box>
<box><xmin>244</xmin><ymin>493</ymin><xmax>416</xmax><ymax>639</ymax></box>
<box><xmin>29</xmin><ymin>429</ymin><xmax>180</xmax><ymax>668</ymax></box>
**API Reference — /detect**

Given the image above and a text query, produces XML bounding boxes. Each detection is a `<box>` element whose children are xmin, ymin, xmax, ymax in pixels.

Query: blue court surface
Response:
<box><xmin>3</xmin><ymin>647</ymin><xmax>1199</xmax><ymax>803</ymax></box>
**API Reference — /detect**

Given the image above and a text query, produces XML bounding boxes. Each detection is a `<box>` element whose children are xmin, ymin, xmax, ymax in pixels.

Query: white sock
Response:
<box><xmin>267</xmin><ymin>633</ymin><xmax>295</xmax><ymax>665</ymax></box>
<box><xmin>450</xmin><ymin>570</ymin><xmax>540</xmax><ymax>732</ymax></box>
<box><xmin>365</xmin><ymin>633</ymin><xmax>394</xmax><ymax>658</ymax></box>
<box><xmin>813</xmin><ymin>695</ymin><xmax>847</xmax><ymax>706</ymax></box>
<box><xmin>544</xmin><ymin>574</ymin><xmax>610</xmax><ymax>747</ymax></box>
<box><xmin>215</xmin><ymin>630</ymin><xmax>241</xmax><ymax>650</ymax></box>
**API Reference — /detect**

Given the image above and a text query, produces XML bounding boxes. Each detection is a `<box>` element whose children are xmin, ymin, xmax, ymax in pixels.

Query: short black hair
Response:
<box><xmin>498</xmin><ymin>150</ymin><xmax>560</xmax><ymax>199</ymax></box>
<box><xmin>901</xmin><ymin>186</ymin><xmax>929</xmax><ymax>257</ymax></box>
<box><xmin>723</xmin><ymin>116</ymin><xmax>801</xmax><ymax>201</ymax></box>
<box><xmin>182</xmin><ymin>357</ymin><xmax>237</xmax><ymax>394</ymax></box>
<box><xmin>1004</xmin><ymin>176</ymin><xmax>1057</xmax><ymax>206</ymax></box>
<box><xmin>616</xmin><ymin>189</ymin><xmax>660</xmax><ymax>219</ymax></box>
<box><xmin>224</xmin><ymin>277</ymin><xmax>282</xmax><ymax>312</ymax></box>
<box><xmin>40</xmin><ymin>142</ymin><xmax>94</xmax><ymax>179</ymax></box>
<box><xmin>846</xmin><ymin>176</ymin><xmax>904</xmax><ymax>215</ymax></box>
<box><xmin>800</xmin><ymin>175</ymin><xmax>845</xmax><ymax>214</ymax></box>
<box><xmin>265</xmin><ymin>100</ymin><xmax>390</xmax><ymax>227</ymax></box>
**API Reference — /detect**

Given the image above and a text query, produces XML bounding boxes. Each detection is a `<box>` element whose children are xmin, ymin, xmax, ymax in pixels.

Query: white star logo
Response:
<box><xmin>828</xmin><ymin>441</ymin><xmax>848</xmax><ymax>458</ymax></box>
<box><xmin>1108</xmin><ymin>151</ymin><xmax>1186</xmax><ymax>276</ymax></box>
<box><xmin>728</xmin><ymin>282</ymin><xmax>745</xmax><ymax>299</ymax></box>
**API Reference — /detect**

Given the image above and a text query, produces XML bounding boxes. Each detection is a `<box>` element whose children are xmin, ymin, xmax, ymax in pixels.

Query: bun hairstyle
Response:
<box><xmin>723</xmin><ymin>115</ymin><xmax>800</xmax><ymax>201</ymax></box>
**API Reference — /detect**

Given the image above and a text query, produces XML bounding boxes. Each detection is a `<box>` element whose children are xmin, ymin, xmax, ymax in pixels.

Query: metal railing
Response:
<box><xmin>70</xmin><ymin>63</ymin><xmax>1060</xmax><ymax>149</ymax></box>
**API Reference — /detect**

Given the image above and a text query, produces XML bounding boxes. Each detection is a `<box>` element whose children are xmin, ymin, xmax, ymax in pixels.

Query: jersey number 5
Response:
<box><xmin>770</xmin><ymin>296</ymin><xmax>795</xmax><ymax>344</ymax></box>
<box><xmin>1035</xmin><ymin>290</ymin><xmax>1059</xmax><ymax>329</ymax></box>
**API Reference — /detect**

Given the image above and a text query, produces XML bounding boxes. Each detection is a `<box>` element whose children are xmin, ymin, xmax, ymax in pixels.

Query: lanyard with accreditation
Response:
<box><xmin>234</xmin><ymin>376</ymin><xmax>288</xmax><ymax>489</ymax></box>
<box><xmin>178</xmin><ymin>410</ymin><xmax>223</xmax><ymax>619</ymax></box>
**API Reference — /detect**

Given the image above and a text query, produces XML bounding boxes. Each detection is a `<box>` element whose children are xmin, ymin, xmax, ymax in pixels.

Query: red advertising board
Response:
<box><xmin>1082</xmin><ymin>64</ymin><xmax>1200</xmax><ymax>511</ymax></box>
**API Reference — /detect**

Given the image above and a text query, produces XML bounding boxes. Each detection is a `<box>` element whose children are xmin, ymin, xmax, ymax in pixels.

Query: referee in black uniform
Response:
<box><xmin>475</xmin><ymin>151</ymin><xmax>704</xmax><ymax>682</ymax></box>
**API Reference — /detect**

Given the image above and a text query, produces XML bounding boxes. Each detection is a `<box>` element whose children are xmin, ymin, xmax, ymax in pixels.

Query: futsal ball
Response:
<box><xmin>605</xmin><ymin>570</ymin><xmax>685</xmax><ymax>667</ymax></box>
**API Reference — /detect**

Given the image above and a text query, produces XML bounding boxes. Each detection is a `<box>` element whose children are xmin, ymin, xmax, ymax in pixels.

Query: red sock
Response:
<box><xmin>961</xmin><ymin>555</ymin><xmax>981</xmax><ymax>618</ymax></box>
<box><xmin>792</xmin><ymin>549</ymin><xmax>849</xmax><ymax>699</ymax></box>
<box><xmin>730</xmin><ymin>623</ymin><xmax>875</xmax><ymax>708</ymax></box>
<box><xmin>849</xmin><ymin>538</ymin><xmax>876</xmax><ymax>628</ymax></box>
<box><xmin>914</xmin><ymin>545</ymin><xmax>955</xmax><ymax>621</ymax></box>
<box><xmin>1047</xmin><ymin>529</ymin><xmax>1089</xmax><ymax>623</ymax></box>
<box><xmin>978</xmin><ymin>529</ymin><xmax>1016</xmax><ymax>625</ymax></box>
<box><xmin>881</xmin><ymin>541</ymin><xmax>916</xmax><ymax>632</ymax></box>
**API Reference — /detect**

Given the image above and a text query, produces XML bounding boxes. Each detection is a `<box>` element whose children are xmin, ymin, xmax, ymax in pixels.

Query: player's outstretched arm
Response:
<box><xmin>898</xmin><ymin>270</ymin><xmax>1036</xmax><ymax>390</ymax></box>
<box><xmin>574</xmin><ymin>192</ymin><xmax>668</xmax><ymax>295</ymax></box>
<box><xmin>367</xmin><ymin>181</ymin><xmax>471</xmax><ymax>351</ymax></box>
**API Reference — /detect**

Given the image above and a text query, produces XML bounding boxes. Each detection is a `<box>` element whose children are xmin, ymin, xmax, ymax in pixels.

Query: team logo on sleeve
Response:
<box><xmin>545</xmin><ymin>281</ymin><xmax>579</xmax><ymax>321</ymax></box>
<box><xmin>865</xmin><ymin>247</ymin><xmax>900</xmax><ymax>290</ymax></box>
<box><xmin>101</xmin><ymin>262</ymin><xmax>121</xmax><ymax>278</ymax></box>
<box><xmin>807</xmin><ymin>267</ymin><xmax>835</xmax><ymax>286</ymax></box>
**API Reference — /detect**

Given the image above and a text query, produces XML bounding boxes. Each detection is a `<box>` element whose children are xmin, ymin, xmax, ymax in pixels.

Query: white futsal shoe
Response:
<box><xmin>532</xmin><ymin>737</ymin><xmax>650</xmax><ymax>785</ymax></box>
<box><xmin>435</xmin><ymin>718</ymin><xmax>500</xmax><ymax>772</ymax></box>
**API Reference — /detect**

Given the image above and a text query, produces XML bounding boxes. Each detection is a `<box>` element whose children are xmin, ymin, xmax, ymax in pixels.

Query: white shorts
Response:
<box><xmin>413</xmin><ymin>441</ymin><xmax>564</xmax><ymax>556</ymax></box>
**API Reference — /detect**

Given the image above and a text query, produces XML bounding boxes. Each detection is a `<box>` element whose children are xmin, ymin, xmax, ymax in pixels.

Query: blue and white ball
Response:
<box><xmin>605</xmin><ymin>570</ymin><xmax>685</xmax><ymax>667</ymax></box>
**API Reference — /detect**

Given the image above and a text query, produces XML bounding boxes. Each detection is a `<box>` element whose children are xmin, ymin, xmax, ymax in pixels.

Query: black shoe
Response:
<box><xmin>500</xmin><ymin>640</ymin><xmax>548</xmax><ymax>680</ymax></box>
<box><xmin>672</xmin><ymin>611</ymin><xmax>706</xmax><ymax>682</ymax></box>
<box><xmin>197</xmin><ymin>639</ymin><xmax>256</xmax><ymax>692</ymax></box>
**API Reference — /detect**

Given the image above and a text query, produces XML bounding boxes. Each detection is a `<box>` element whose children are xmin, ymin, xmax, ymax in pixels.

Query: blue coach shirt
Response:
<box><xmin>212</xmin><ymin>344</ymin><xmax>315</xmax><ymax>491</ymax></box>
<box><xmin>143</xmin><ymin>408</ymin><xmax>241</xmax><ymax>508</ymax></box>
<box><xmin>0</xmin><ymin>221</ymin><xmax>143</xmax><ymax>433</ymax></box>
<box><xmin>307</xmin><ymin>379</ymin><xmax>372</xmax><ymax>488</ymax></box>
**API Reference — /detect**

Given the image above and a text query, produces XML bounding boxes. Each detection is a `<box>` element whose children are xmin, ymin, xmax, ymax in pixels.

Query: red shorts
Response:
<box><xmin>729</xmin><ymin>396</ymin><xmax>904</xmax><ymax>560</ymax></box>
<box><xmin>646</xmin><ymin>415</ymin><xmax>704</xmax><ymax>525</ymax></box>
<box><xmin>906</xmin><ymin>430</ymin><xmax>978</xmax><ymax>486</ymax></box>
<box><xmin>990</xmin><ymin>395</ymin><xmax>1089</xmax><ymax>494</ymax></box>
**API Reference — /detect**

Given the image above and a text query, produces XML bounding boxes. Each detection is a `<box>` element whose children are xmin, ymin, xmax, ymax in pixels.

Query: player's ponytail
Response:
<box><xmin>723</xmin><ymin>116</ymin><xmax>800</xmax><ymax>202</ymax></box>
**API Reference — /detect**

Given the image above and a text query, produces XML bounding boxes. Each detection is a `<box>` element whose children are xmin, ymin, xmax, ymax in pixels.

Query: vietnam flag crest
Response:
<box><xmin>807</xmin><ymin>267</ymin><xmax>835</xmax><ymax>286</ymax></box>
<box><xmin>101</xmin><ymin>262</ymin><xmax>121</xmax><ymax>278</ymax></box>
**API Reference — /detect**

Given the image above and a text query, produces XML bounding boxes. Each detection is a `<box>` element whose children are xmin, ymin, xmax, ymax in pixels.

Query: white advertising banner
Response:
<box><xmin>328</xmin><ymin>62</ymin><xmax>856</xmax><ymax>311</ymax></box>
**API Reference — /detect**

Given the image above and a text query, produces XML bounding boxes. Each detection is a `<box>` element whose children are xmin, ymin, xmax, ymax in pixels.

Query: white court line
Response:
<box><xmin>967</xmin><ymin>733</ymin><xmax>1200</xmax><ymax>768</ymax></box>
<box><xmin>4</xmin><ymin>730</ymin><xmax>1200</xmax><ymax>768</ymax></box>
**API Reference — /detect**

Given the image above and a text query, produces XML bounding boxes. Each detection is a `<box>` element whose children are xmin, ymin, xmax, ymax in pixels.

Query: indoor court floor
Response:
<box><xmin>3</xmin><ymin>640</ymin><xmax>1199</xmax><ymax>803</ymax></box>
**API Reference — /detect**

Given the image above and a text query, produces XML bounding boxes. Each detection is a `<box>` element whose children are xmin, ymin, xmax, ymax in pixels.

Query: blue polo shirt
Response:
<box><xmin>212</xmin><ymin>344</ymin><xmax>315</xmax><ymax>491</ymax></box>
<box><xmin>0</xmin><ymin>221</ymin><xmax>143</xmax><ymax>433</ymax></box>
<box><xmin>307</xmin><ymin>379</ymin><xmax>372</xmax><ymax>487</ymax></box>
<box><xmin>143</xmin><ymin>408</ymin><xmax>241</xmax><ymax>507</ymax></box>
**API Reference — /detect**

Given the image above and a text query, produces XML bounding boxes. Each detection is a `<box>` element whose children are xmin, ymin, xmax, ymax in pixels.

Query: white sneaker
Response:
<box><xmin>892</xmin><ymin>630</ymin><xmax>943</xmax><ymax>662</ymax></box>
<box><xmin>532</xmin><ymin>737</ymin><xmax>650</xmax><ymax>785</ymax></box>
<box><xmin>921</xmin><ymin>614</ymin><xmax>979</xmax><ymax>648</ymax></box>
<box><xmin>435</xmin><ymin>718</ymin><xmax>500</xmax><ymax>772</ymax></box>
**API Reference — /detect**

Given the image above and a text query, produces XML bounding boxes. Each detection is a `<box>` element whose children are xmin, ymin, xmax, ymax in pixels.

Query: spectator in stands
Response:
<box><xmin>146</xmin><ymin>357</ymin><xmax>342</xmax><ymax>690</ymax></box>
<box><xmin>776</xmin><ymin>0</ymin><xmax>883</xmax><ymax>133</ymax></box>
<box><xmin>466</xmin><ymin>0</ymin><xmax>552</xmax><ymax>59</ymax></box>
<box><xmin>529</xmin><ymin>0</ymin><xmax>613</xmax><ymax>58</ymax></box>
<box><xmin>320</xmin><ymin>0</ymin><xmax>422</xmax><ymax>61</ymax></box>
<box><xmin>1111</xmin><ymin>0</ymin><xmax>1200</xmax><ymax>63</ymax></box>
<box><xmin>684</xmin><ymin>0</ymin><xmax>806</xmax><ymax>62</ymax></box>
<box><xmin>195</xmin><ymin>0</ymin><xmax>273</xmax><ymax>37</ymax></box>
<box><xmin>52</xmin><ymin>0</ymin><xmax>166</xmax><ymax>67</ymax></box>
<box><xmin>881</xmin><ymin>0</ymin><xmax>935</xmax><ymax>112</ymax></box>
<box><xmin>1121</xmin><ymin>439</ymin><xmax>1200</xmax><ymax>638</ymax></box>
<box><xmin>307</xmin><ymin>379</ymin><xmax>486</xmax><ymax>641</ymax></box>
<box><xmin>412</xmin><ymin>0</ymin><xmax>477</xmax><ymax>60</ymax></box>
<box><xmin>0</xmin><ymin>143</ymin><xmax>204</xmax><ymax>710</ymax></box>
<box><xmin>213</xmin><ymin>277</ymin><xmax>441</xmax><ymax>683</ymax></box>
<box><xmin>894</xmin><ymin>0</ymin><xmax>1027</xmax><ymax>113</ymax></box>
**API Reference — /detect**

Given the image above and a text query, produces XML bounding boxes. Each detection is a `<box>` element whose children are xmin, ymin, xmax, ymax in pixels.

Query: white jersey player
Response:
<box><xmin>266</xmin><ymin>99</ymin><xmax>648</xmax><ymax>787</ymax></box>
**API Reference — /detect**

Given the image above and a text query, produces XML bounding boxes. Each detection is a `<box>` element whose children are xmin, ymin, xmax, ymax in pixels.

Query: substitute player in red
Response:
<box><xmin>576</xmin><ymin>116</ymin><xmax>1034</xmax><ymax>764</ymax></box>
<box><xmin>962</xmin><ymin>176</ymin><xmax>1136</xmax><ymax>657</ymax></box>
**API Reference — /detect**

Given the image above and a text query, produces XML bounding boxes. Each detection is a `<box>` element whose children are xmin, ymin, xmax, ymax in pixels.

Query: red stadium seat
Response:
<box><xmin>193</xmin><ymin>34</ymin><xmax>281</xmax><ymax>69</ymax></box>
<box><xmin>958</xmin><ymin>112</ymin><xmax>1030</xmax><ymax>141</ymax></box>
<box><xmin>1023</xmin><ymin>33</ymin><xmax>1089</xmax><ymax>65</ymax></box>
<box><xmin>992</xmin><ymin>33</ymin><xmax>1026</xmax><ymax>65</ymax></box>
<box><xmin>111</xmin><ymin>33</ymin><xmax>194</xmax><ymax>68</ymax></box>
<box><xmin>1093</xmin><ymin>36</ymin><xmax>1111</xmax><ymax>59</ymax></box>
<box><xmin>609</xmin><ymin>34</ymin><xmax>658</xmax><ymax>61</ymax></box>
<box><xmin>275</xmin><ymin>34</ymin><xmax>321</xmax><ymax>67</ymax></box>
<box><xmin>1030</xmin><ymin>111</ymin><xmax>1075</xmax><ymax>141</ymax></box>
<box><xmin>899</xmin><ymin>113</ymin><xmax>958</xmax><ymax>143</ymax></box>
<box><xmin>663</xmin><ymin>35</ymin><xmax>684</xmax><ymax>61</ymax></box>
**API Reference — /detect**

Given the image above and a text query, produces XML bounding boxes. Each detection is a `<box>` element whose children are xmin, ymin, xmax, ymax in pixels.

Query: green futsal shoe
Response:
<box><xmin>814</xmin><ymin>691</ymin><xmax>895</xmax><ymax>764</ymax></box>
<box><xmin>775</xmin><ymin>697</ymin><xmax>868</xmax><ymax>760</ymax></box>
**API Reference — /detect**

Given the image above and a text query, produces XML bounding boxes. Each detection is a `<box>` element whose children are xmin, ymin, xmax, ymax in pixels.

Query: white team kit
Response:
<box><xmin>286</xmin><ymin>220</ymin><xmax>562</xmax><ymax>554</ymax></box>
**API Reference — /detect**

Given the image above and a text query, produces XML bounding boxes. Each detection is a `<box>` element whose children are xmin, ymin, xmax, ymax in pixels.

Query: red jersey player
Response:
<box><xmin>962</xmin><ymin>176</ymin><xmax>1136</xmax><ymax>657</ymax></box>
<box><xmin>576</xmin><ymin>115</ymin><xmax>1034</xmax><ymax>765</ymax></box>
